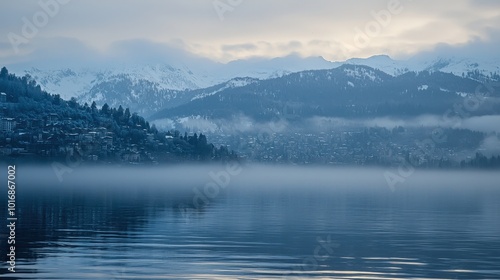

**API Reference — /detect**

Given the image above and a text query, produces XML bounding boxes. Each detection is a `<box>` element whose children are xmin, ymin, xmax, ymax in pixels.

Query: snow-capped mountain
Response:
<box><xmin>6</xmin><ymin>53</ymin><xmax>499</xmax><ymax>117</ymax></box>
<box><xmin>345</xmin><ymin>55</ymin><xmax>409</xmax><ymax>76</ymax></box>
<box><xmin>220</xmin><ymin>54</ymin><xmax>339</xmax><ymax>79</ymax></box>
<box><xmin>20</xmin><ymin>64</ymin><xmax>215</xmax><ymax>101</ymax></box>
<box><xmin>151</xmin><ymin>64</ymin><xmax>500</xmax><ymax>123</ymax></box>
<box><xmin>13</xmin><ymin>54</ymin><xmax>339</xmax><ymax>99</ymax></box>
<box><xmin>190</xmin><ymin>77</ymin><xmax>259</xmax><ymax>101</ymax></box>
<box><xmin>346</xmin><ymin>55</ymin><xmax>500</xmax><ymax>77</ymax></box>
<box><xmin>8</xmin><ymin>55</ymin><xmax>339</xmax><ymax>115</ymax></box>
<box><xmin>23</xmin><ymin>68</ymin><xmax>98</xmax><ymax>100</ymax></box>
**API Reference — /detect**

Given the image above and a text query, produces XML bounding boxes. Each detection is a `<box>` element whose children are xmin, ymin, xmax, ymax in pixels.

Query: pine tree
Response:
<box><xmin>199</xmin><ymin>133</ymin><xmax>208</xmax><ymax>146</ymax></box>
<box><xmin>115</xmin><ymin>105</ymin><xmax>124</xmax><ymax>121</ymax></box>
<box><xmin>124</xmin><ymin>108</ymin><xmax>131</xmax><ymax>122</ymax></box>
<box><xmin>69</xmin><ymin>97</ymin><xmax>78</xmax><ymax>109</ymax></box>
<box><xmin>53</xmin><ymin>94</ymin><xmax>61</xmax><ymax>105</ymax></box>
<box><xmin>101</xmin><ymin>103</ymin><xmax>110</xmax><ymax>115</ymax></box>
<box><xmin>151</xmin><ymin>124</ymin><xmax>158</xmax><ymax>134</ymax></box>
<box><xmin>0</xmin><ymin>67</ymin><xmax>8</xmax><ymax>78</ymax></box>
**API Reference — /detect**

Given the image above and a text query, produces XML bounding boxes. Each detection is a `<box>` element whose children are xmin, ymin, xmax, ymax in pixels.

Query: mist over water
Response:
<box><xmin>16</xmin><ymin>164</ymin><xmax>500</xmax><ymax>191</ymax></box>
<box><xmin>2</xmin><ymin>165</ymin><xmax>500</xmax><ymax>279</ymax></box>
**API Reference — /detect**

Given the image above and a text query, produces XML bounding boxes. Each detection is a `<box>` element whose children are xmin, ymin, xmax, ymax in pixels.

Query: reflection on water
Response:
<box><xmin>1</xmin><ymin>165</ymin><xmax>500</xmax><ymax>279</ymax></box>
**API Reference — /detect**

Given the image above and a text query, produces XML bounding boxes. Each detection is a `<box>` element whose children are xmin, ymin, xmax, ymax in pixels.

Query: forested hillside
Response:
<box><xmin>0</xmin><ymin>67</ymin><xmax>237</xmax><ymax>163</ymax></box>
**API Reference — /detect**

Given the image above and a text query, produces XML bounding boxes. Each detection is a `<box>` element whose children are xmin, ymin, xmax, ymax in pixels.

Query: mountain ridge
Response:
<box><xmin>5</xmin><ymin>54</ymin><xmax>499</xmax><ymax>117</ymax></box>
<box><xmin>150</xmin><ymin>64</ymin><xmax>500</xmax><ymax>123</ymax></box>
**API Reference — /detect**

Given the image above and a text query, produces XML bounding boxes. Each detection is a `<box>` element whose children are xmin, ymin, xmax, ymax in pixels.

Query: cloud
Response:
<box><xmin>478</xmin><ymin>135</ymin><xmax>500</xmax><ymax>156</ymax></box>
<box><xmin>3</xmin><ymin>37</ymin><xmax>103</xmax><ymax>70</ymax></box>
<box><xmin>3</xmin><ymin>37</ymin><xmax>221</xmax><ymax>72</ymax></box>
<box><xmin>153</xmin><ymin>113</ymin><xmax>500</xmax><ymax>138</ymax></box>
<box><xmin>221</xmin><ymin>43</ymin><xmax>258</xmax><ymax>52</ymax></box>
<box><xmin>153</xmin><ymin>114</ymin><xmax>289</xmax><ymax>135</ymax></box>
<box><xmin>1</xmin><ymin>0</ymin><xmax>499</xmax><ymax>63</ymax></box>
<box><xmin>462</xmin><ymin>115</ymin><xmax>500</xmax><ymax>133</ymax></box>
<box><xmin>304</xmin><ymin>115</ymin><xmax>500</xmax><ymax>134</ymax></box>
<box><xmin>469</xmin><ymin>0</ymin><xmax>500</xmax><ymax>8</ymax></box>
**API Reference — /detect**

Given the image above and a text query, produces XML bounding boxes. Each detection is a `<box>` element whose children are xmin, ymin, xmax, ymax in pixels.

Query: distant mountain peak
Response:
<box><xmin>6</xmin><ymin>52</ymin><xmax>499</xmax><ymax>118</ymax></box>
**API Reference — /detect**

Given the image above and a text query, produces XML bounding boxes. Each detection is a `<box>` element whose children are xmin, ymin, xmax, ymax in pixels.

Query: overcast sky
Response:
<box><xmin>1</xmin><ymin>0</ymin><xmax>499</xmax><ymax>65</ymax></box>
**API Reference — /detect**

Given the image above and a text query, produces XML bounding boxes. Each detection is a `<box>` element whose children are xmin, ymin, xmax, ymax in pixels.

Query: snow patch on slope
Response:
<box><xmin>191</xmin><ymin>78</ymin><xmax>259</xmax><ymax>101</ymax></box>
<box><xmin>343</xmin><ymin>66</ymin><xmax>381</xmax><ymax>82</ymax></box>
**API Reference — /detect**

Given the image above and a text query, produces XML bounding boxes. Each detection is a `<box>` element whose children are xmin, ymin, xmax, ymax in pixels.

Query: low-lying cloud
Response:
<box><xmin>153</xmin><ymin>114</ymin><xmax>500</xmax><ymax>136</ymax></box>
<box><xmin>478</xmin><ymin>135</ymin><xmax>500</xmax><ymax>156</ymax></box>
<box><xmin>308</xmin><ymin>115</ymin><xmax>500</xmax><ymax>133</ymax></box>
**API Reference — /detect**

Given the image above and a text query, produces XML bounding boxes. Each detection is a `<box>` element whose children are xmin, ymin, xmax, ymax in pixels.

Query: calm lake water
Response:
<box><xmin>1</xmin><ymin>165</ymin><xmax>500</xmax><ymax>279</ymax></box>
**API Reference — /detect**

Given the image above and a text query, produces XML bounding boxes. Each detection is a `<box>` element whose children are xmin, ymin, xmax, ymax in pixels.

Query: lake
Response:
<box><xmin>1</xmin><ymin>165</ymin><xmax>499</xmax><ymax>279</ymax></box>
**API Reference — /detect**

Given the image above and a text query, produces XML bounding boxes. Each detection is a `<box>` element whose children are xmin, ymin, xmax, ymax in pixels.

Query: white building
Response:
<box><xmin>1</xmin><ymin>118</ymin><xmax>16</xmax><ymax>132</ymax></box>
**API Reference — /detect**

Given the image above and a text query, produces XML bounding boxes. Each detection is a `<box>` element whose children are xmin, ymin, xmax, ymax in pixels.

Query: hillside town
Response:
<box><xmin>0</xmin><ymin>82</ymin><xmax>235</xmax><ymax>164</ymax></box>
<box><xmin>208</xmin><ymin>126</ymin><xmax>498</xmax><ymax>168</ymax></box>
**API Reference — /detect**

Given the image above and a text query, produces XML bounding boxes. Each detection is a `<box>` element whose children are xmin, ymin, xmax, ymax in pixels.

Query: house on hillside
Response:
<box><xmin>47</xmin><ymin>113</ymin><xmax>59</xmax><ymax>124</ymax></box>
<box><xmin>1</xmin><ymin>118</ymin><xmax>16</xmax><ymax>132</ymax></box>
